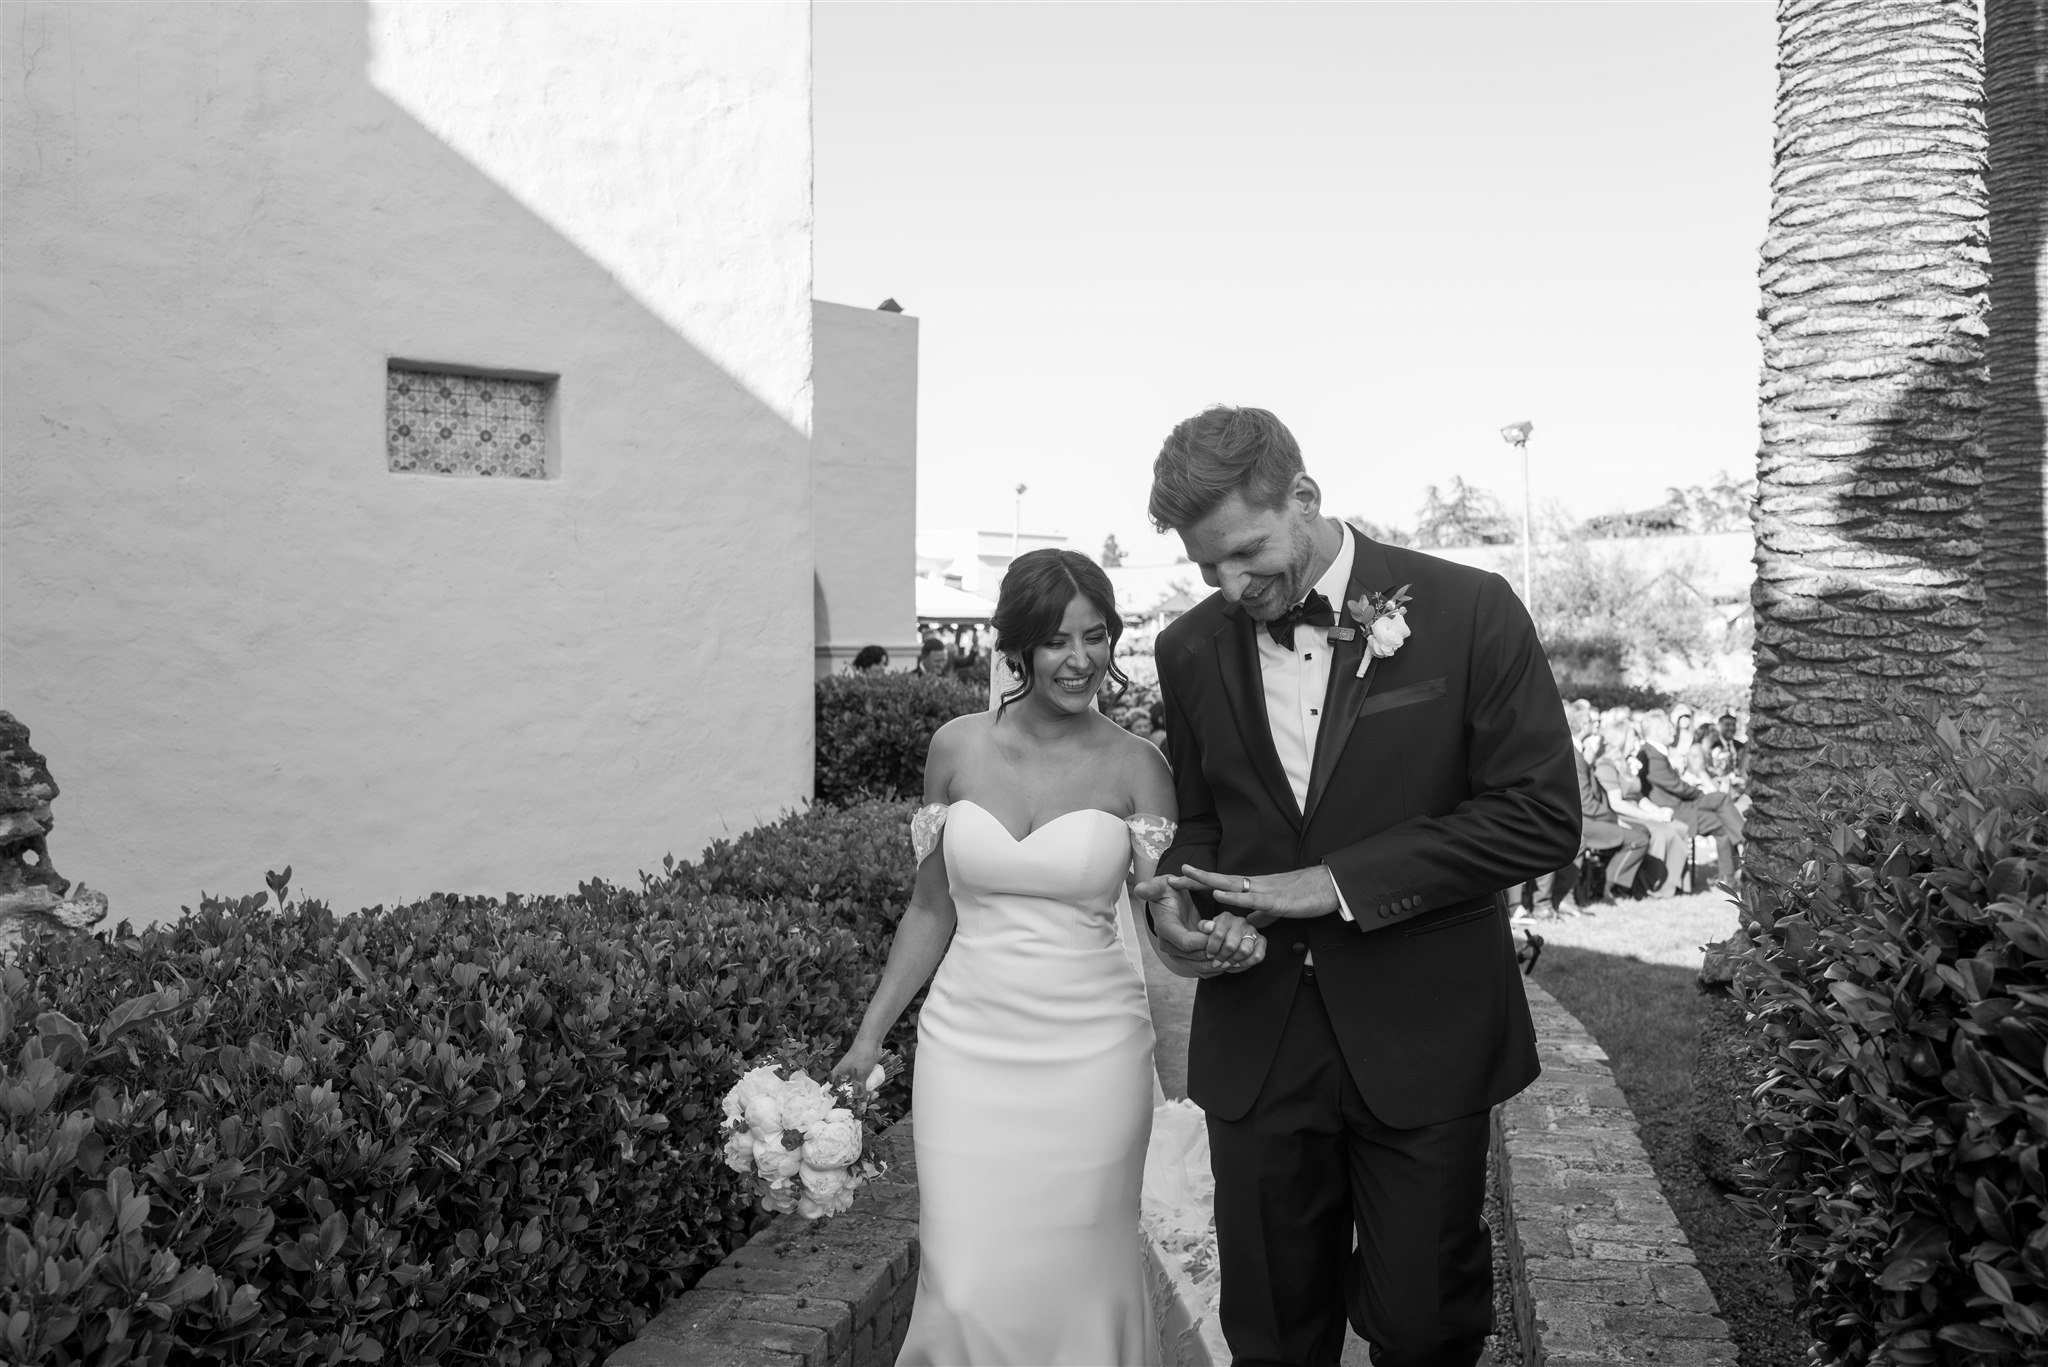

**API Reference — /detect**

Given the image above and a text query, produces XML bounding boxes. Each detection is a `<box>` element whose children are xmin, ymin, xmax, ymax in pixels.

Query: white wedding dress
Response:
<box><xmin>894</xmin><ymin>798</ymin><xmax>1173</xmax><ymax>1366</ymax></box>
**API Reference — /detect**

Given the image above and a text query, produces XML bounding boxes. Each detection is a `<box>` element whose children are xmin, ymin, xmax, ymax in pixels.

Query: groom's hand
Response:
<box><xmin>1171</xmin><ymin>865</ymin><xmax>1342</xmax><ymax>928</ymax></box>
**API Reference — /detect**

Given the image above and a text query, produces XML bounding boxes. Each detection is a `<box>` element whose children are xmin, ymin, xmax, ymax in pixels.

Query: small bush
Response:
<box><xmin>1</xmin><ymin>880</ymin><xmax>882</xmax><ymax>1366</ymax></box>
<box><xmin>1734</xmin><ymin>713</ymin><xmax>2048</xmax><ymax>1366</ymax></box>
<box><xmin>814</xmin><ymin>672</ymin><xmax>984</xmax><ymax>807</ymax></box>
<box><xmin>659</xmin><ymin>798</ymin><xmax>922</xmax><ymax>1091</ymax></box>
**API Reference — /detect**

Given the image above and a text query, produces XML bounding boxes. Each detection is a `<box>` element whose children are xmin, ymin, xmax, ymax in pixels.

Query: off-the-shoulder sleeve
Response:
<box><xmin>911</xmin><ymin>803</ymin><xmax>950</xmax><ymax>866</ymax></box>
<box><xmin>1126</xmin><ymin>813</ymin><xmax>1176</xmax><ymax>863</ymax></box>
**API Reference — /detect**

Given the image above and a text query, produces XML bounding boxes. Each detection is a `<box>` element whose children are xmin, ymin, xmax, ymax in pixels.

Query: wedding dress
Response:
<box><xmin>894</xmin><ymin>798</ymin><xmax>1173</xmax><ymax>1366</ymax></box>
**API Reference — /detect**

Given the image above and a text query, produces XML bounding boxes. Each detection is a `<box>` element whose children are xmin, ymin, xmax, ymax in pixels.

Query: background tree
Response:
<box><xmin>1980</xmin><ymin>0</ymin><xmax>2048</xmax><ymax>707</ymax></box>
<box><xmin>1342</xmin><ymin>515</ymin><xmax>1413</xmax><ymax>547</ymax></box>
<box><xmin>1411</xmin><ymin>476</ymin><xmax>1516</xmax><ymax>548</ymax></box>
<box><xmin>1579</xmin><ymin>472</ymin><xmax>1757</xmax><ymax>538</ymax></box>
<box><xmin>1748</xmin><ymin>0</ymin><xmax>1990</xmax><ymax>882</ymax></box>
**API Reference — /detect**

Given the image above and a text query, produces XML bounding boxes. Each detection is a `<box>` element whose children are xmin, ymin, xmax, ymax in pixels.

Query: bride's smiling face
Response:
<box><xmin>1023</xmin><ymin>594</ymin><xmax>1112</xmax><ymax>716</ymax></box>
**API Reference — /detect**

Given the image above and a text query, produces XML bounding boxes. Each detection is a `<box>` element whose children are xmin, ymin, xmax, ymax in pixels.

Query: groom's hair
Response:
<box><xmin>1148</xmin><ymin>406</ymin><xmax>1306</xmax><ymax>531</ymax></box>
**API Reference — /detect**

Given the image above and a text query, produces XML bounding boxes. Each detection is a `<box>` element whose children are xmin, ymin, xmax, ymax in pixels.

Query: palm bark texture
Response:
<box><xmin>1752</xmin><ymin>0</ymin><xmax>1990</xmax><ymax>877</ymax></box>
<box><xmin>1981</xmin><ymin>0</ymin><xmax>2048</xmax><ymax>706</ymax></box>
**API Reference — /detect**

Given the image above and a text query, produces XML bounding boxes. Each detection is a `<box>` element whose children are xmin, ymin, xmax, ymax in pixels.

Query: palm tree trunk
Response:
<box><xmin>1750</xmin><ymin>0</ymin><xmax>1990</xmax><ymax>881</ymax></box>
<box><xmin>1981</xmin><ymin>0</ymin><xmax>2048</xmax><ymax>706</ymax></box>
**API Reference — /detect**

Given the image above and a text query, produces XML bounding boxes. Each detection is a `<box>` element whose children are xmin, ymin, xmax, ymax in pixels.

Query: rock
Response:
<box><xmin>1697</xmin><ymin>926</ymin><xmax>1754</xmax><ymax>989</ymax></box>
<box><xmin>0</xmin><ymin>712</ymin><xmax>106</xmax><ymax>956</ymax></box>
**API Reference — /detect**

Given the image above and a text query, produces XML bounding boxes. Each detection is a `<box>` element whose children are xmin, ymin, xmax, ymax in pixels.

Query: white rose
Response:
<box><xmin>801</xmin><ymin>1112</ymin><xmax>864</xmax><ymax>1170</ymax></box>
<box><xmin>761</xmin><ymin>1186</ymin><xmax>798</xmax><ymax>1214</ymax></box>
<box><xmin>722</xmin><ymin>1128</ymin><xmax>755</xmax><ymax>1174</ymax></box>
<box><xmin>1367</xmin><ymin>613</ymin><xmax>1410</xmax><ymax>659</ymax></box>
<box><xmin>723</xmin><ymin>1065</ymin><xmax>785</xmax><ymax>1124</ymax></box>
<box><xmin>798</xmin><ymin>1183</ymin><xmax>857</xmax><ymax>1220</ymax></box>
<box><xmin>744</xmin><ymin>1093</ymin><xmax>783</xmax><ymax>1138</ymax></box>
<box><xmin>775</xmin><ymin>1075</ymin><xmax>834</xmax><ymax>1132</ymax></box>
<box><xmin>800</xmin><ymin>1162</ymin><xmax>852</xmax><ymax>1199</ymax></box>
<box><xmin>752</xmin><ymin>1135</ymin><xmax>802</xmax><ymax>1183</ymax></box>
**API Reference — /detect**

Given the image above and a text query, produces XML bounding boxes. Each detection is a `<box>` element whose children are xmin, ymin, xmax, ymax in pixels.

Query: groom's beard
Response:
<box><xmin>1237</xmin><ymin>567</ymin><xmax>1308</xmax><ymax>621</ymax></box>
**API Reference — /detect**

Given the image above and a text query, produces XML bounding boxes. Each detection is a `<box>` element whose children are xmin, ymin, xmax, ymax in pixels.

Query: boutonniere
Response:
<box><xmin>1345</xmin><ymin>585</ymin><xmax>1412</xmax><ymax>677</ymax></box>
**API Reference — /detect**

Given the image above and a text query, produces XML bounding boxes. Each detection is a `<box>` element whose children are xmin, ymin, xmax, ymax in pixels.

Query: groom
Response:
<box><xmin>1135</xmin><ymin>406</ymin><xmax>1580</xmax><ymax>1367</ymax></box>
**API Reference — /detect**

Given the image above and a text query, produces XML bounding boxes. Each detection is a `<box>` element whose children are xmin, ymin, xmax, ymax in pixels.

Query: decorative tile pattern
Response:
<box><xmin>386</xmin><ymin>367</ymin><xmax>548</xmax><ymax>478</ymax></box>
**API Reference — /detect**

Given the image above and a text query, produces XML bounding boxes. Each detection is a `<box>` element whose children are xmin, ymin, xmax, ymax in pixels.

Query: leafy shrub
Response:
<box><xmin>658</xmin><ymin>798</ymin><xmax>922</xmax><ymax>1092</ymax></box>
<box><xmin>1733</xmin><ymin>713</ymin><xmax>2048</xmax><ymax>1365</ymax></box>
<box><xmin>1</xmin><ymin>879</ymin><xmax>883</xmax><ymax>1366</ymax></box>
<box><xmin>1553</xmin><ymin>674</ymin><xmax>1672</xmax><ymax>714</ymax></box>
<box><xmin>814</xmin><ymin>672</ymin><xmax>984</xmax><ymax>807</ymax></box>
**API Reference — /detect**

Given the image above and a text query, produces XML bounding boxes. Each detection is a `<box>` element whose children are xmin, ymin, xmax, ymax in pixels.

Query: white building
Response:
<box><xmin>1</xmin><ymin>3</ymin><xmax>907</xmax><ymax>921</ymax></box>
<box><xmin>916</xmin><ymin>528</ymin><xmax>1068</xmax><ymax>604</ymax></box>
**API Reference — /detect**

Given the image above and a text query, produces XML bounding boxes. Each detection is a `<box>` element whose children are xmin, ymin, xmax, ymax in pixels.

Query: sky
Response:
<box><xmin>814</xmin><ymin>1</ymin><xmax>1777</xmax><ymax>567</ymax></box>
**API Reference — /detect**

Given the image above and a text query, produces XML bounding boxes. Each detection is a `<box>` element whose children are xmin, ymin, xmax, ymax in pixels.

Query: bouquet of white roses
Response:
<box><xmin>719</xmin><ymin>1052</ymin><xmax>900</xmax><ymax>1220</ymax></box>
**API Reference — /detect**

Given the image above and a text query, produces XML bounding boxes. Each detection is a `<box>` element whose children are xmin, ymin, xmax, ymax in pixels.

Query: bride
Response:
<box><xmin>831</xmin><ymin>548</ymin><xmax>1265</xmax><ymax>1366</ymax></box>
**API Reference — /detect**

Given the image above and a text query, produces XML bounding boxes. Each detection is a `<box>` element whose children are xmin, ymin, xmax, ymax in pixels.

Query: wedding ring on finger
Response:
<box><xmin>1240</xmin><ymin>876</ymin><xmax>1251</xmax><ymax>895</ymax></box>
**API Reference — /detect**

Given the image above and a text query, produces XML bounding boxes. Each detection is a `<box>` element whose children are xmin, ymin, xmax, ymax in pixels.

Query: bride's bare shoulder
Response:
<box><xmin>1097</xmin><ymin>715</ymin><xmax>1173</xmax><ymax>810</ymax></box>
<box><xmin>928</xmin><ymin>711</ymin><xmax>995</xmax><ymax>766</ymax></box>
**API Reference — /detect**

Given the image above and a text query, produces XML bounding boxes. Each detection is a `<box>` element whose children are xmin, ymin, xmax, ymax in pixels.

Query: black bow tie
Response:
<box><xmin>1267</xmin><ymin>590</ymin><xmax>1335</xmax><ymax>650</ymax></box>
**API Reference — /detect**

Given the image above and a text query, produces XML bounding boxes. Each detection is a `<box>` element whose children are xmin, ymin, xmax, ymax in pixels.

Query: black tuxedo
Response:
<box><xmin>1154</xmin><ymin>528</ymin><xmax>1578</xmax><ymax>1367</ymax></box>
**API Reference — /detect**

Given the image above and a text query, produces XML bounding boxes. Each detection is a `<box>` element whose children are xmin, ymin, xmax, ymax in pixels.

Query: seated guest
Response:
<box><xmin>851</xmin><ymin>644</ymin><xmax>890</xmax><ymax>673</ymax></box>
<box><xmin>1511</xmin><ymin>708</ymin><xmax>1648</xmax><ymax>918</ymax></box>
<box><xmin>1638</xmin><ymin>708</ymin><xmax>1745</xmax><ymax>886</ymax></box>
<box><xmin>1716</xmin><ymin>712</ymin><xmax>1748</xmax><ymax>790</ymax></box>
<box><xmin>1693</xmin><ymin>722</ymin><xmax>1730</xmax><ymax>787</ymax></box>
<box><xmin>1575</xmin><ymin>731</ymin><xmax>1651</xmax><ymax>898</ymax></box>
<box><xmin>913</xmin><ymin>635</ymin><xmax>950</xmax><ymax>677</ymax></box>
<box><xmin>1592</xmin><ymin>720</ymin><xmax>1687</xmax><ymax>898</ymax></box>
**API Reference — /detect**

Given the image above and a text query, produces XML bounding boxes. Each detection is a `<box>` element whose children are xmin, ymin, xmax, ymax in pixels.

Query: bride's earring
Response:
<box><xmin>1006</xmin><ymin>657</ymin><xmax>1022</xmax><ymax>678</ymax></box>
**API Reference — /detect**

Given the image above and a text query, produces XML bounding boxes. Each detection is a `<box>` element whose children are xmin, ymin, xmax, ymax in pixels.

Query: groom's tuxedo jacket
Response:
<box><xmin>1156</xmin><ymin>528</ymin><xmax>1580</xmax><ymax>1129</ymax></box>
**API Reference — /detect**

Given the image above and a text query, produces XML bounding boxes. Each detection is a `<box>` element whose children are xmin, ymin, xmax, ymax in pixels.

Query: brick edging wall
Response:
<box><xmin>612</xmin><ymin>981</ymin><xmax>1735</xmax><ymax>1367</ymax></box>
<box><xmin>1494</xmin><ymin>978</ymin><xmax>1739</xmax><ymax>1366</ymax></box>
<box><xmin>604</xmin><ymin>1120</ymin><xmax>921</xmax><ymax>1367</ymax></box>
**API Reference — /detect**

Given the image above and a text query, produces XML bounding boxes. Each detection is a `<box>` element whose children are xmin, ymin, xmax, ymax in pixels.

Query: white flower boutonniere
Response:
<box><xmin>1345</xmin><ymin>585</ymin><xmax>1413</xmax><ymax>677</ymax></box>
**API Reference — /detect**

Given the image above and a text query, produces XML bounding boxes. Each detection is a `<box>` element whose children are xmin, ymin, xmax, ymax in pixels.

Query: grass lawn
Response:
<box><xmin>1527</xmin><ymin>892</ymin><xmax>1810</xmax><ymax>1367</ymax></box>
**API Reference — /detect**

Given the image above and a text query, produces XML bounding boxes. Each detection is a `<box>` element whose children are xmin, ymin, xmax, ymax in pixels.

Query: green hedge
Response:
<box><xmin>1</xmin><ymin>874</ymin><xmax>885</xmax><ymax>1365</ymax></box>
<box><xmin>659</xmin><ymin>798</ymin><xmax>923</xmax><ymax>1079</ymax></box>
<box><xmin>1734</xmin><ymin>714</ymin><xmax>2048</xmax><ymax>1365</ymax></box>
<box><xmin>814</xmin><ymin>672</ymin><xmax>984</xmax><ymax>807</ymax></box>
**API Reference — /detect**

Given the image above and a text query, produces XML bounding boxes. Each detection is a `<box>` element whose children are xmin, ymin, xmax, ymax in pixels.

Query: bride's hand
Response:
<box><xmin>1196</xmin><ymin>912</ymin><xmax>1267</xmax><ymax>972</ymax></box>
<box><xmin>829</xmin><ymin>1038</ymin><xmax>884</xmax><ymax>1091</ymax></box>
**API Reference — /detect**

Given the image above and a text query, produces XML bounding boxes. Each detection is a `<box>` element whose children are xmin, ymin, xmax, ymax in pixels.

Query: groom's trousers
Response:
<box><xmin>1207</xmin><ymin>964</ymin><xmax>1492</xmax><ymax>1367</ymax></box>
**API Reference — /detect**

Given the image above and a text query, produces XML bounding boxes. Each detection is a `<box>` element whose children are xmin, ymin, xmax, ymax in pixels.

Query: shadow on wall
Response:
<box><xmin>0</xmin><ymin>0</ymin><xmax>812</xmax><ymax>920</ymax></box>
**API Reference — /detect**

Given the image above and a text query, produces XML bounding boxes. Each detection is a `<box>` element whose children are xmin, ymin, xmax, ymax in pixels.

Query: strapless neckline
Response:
<box><xmin>950</xmin><ymin>797</ymin><xmax>1129</xmax><ymax>845</ymax></box>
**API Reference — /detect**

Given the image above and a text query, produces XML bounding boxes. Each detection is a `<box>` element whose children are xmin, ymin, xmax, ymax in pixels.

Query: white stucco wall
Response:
<box><xmin>813</xmin><ymin>301</ymin><xmax>919</xmax><ymax>675</ymax></box>
<box><xmin>1</xmin><ymin>2</ymin><xmax>814</xmax><ymax>922</ymax></box>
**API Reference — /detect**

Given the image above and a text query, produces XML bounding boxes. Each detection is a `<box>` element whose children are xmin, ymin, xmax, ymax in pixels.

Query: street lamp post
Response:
<box><xmin>1013</xmin><ymin>483</ymin><xmax>1027</xmax><ymax>559</ymax></box>
<box><xmin>1500</xmin><ymin>421</ymin><xmax>1534</xmax><ymax>604</ymax></box>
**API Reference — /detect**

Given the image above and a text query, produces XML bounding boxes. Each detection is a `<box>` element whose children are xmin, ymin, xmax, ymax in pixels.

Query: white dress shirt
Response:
<box><xmin>1255</xmin><ymin>527</ymin><xmax>1357</xmax><ymax>922</ymax></box>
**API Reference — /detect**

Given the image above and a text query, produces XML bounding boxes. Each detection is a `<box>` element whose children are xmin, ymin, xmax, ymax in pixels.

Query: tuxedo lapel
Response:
<box><xmin>1303</xmin><ymin>527</ymin><xmax>1396</xmax><ymax>823</ymax></box>
<box><xmin>1213</xmin><ymin>604</ymin><xmax>1302</xmax><ymax>830</ymax></box>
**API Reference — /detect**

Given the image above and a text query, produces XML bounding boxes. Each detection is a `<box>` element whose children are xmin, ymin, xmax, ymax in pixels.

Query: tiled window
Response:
<box><xmin>386</xmin><ymin>366</ymin><xmax>551</xmax><ymax>478</ymax></box>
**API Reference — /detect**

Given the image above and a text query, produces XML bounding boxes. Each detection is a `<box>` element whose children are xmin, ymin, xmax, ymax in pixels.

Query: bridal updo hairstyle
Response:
<box><xmin>992</xmin><ymin>549</ymin><xmax>1131</xmax><ymax>718</ymax></box>
<box><xmin>1147</xmin><ymin>404</ymin><xmax>1306</xmax><ymax>531</ymax></box>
